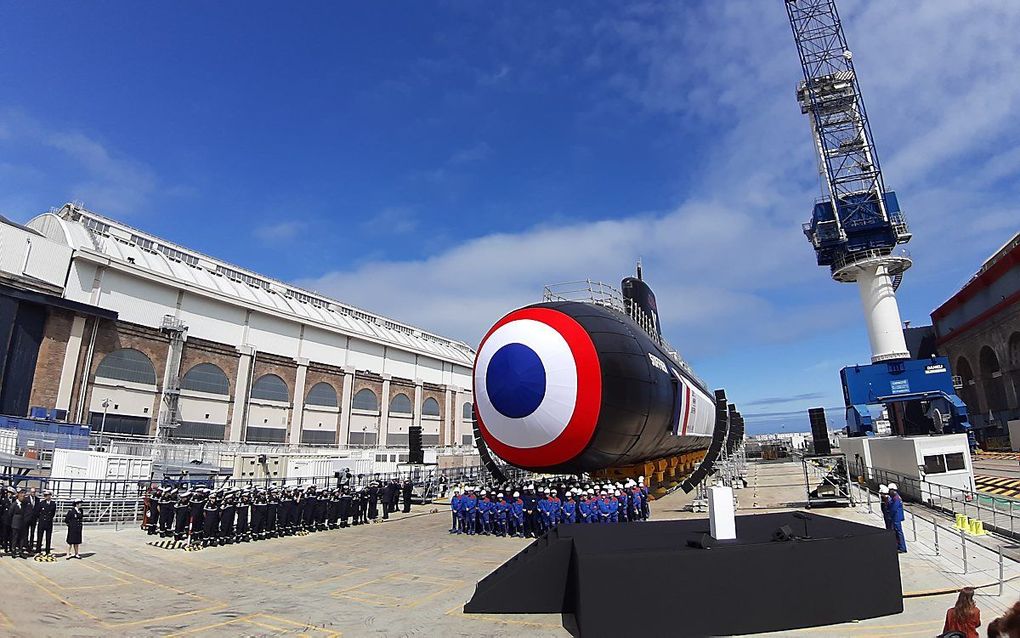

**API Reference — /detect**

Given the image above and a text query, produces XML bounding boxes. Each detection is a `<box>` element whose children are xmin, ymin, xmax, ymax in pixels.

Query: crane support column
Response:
<box><xmin>856</xmin><ymin>263</ymin><xmax>908</xmax><ymax>363</ymax></box>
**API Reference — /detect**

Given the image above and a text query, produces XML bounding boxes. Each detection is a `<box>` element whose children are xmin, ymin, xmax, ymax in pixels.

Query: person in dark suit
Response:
<box><xmin>381</xmin><ymin>480</ymin><xmax>397</xmax><ymax>520</ymax></box>
<box><xmin>401</xmin><ymin>479</ymin><xmax>413</xmax><ymax>514</ymax></box>
<box><xmin>10</xmin><ymin>491</ymin><xmax>29</xmax><ymax>558</ymax></box>
<box><xmin>34</xmin><ymin>490</ymin><xmax>57</xmax><ymax>555</ymax></box>
<box><xmin>0</xmin><ymin>487</ymin><xmax>12</xmax><ymax>554</ymax></box>
<box><xmin>367</xmin><ymin>481</ymin><xmax>380</xmax><ymax>521</ymax></box>
<box><xmin>64</xmin><ymin>500</ymin><xmax>84</xmax><ymax>559</ymax></box>
<box><xmin>25</xmin><ymin>487</ymin><xmax>39</xmax><ymax>551</ymax></box>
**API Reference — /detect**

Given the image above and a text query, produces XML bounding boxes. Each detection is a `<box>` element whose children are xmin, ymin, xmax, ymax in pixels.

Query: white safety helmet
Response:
<box><xmin>887</xmin><ymin>483</ymin><xmax>898</xmax><ymax>492</ymax></box>
<box><xmin>497</xmin><ymin>493</ymin><xmax>504</xmax><ymax>498</ymax></box>
<box><xmin>513</xmin><ymin>491</ymin><xmax>520</xmax><ymax>498</ymax></box>
<box><xmin>878</xmin><ymin>485</ymin><xmax>889</xmax><ymax>494</ymax></box>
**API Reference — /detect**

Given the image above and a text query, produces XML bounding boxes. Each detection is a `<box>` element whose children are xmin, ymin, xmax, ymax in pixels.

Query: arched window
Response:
<box><xmin>390</xmin><ymin>393</ymin><xmax>412</xmax><ymax>415</ymax></box>
<box><xmin>422</xmin><ymin>397</ymin><xmax>440</xmax><ymax>417</ymax></box>
<box><xmin>95</xmin><ymin>349</ymin><xmax>157</xmax><ymax>385</ymax></box>
<box><xmin>352</xmin><ymin>388</ymin><xmax>378</xmax><ymax>411</ymax></box>
<box><xmin>306</xmin><ymin>382</ymin><xmax>338</xmax><ymax>407</ymax></box>
<box><xmin>181</xmin><ymin>363</ymin><xmax>229</xmax><ymax>395</ymax></box>
<box><xmin>955</xmin><ymin>356</ymin><xmax>977</xmax><ymax>410</ymax></box>
<box><xmin>462</xmin><ymin>402</ymin><xmax>474</xmax><ymax>421</ymax></box>
<box><xmin>251</xmin><ymin>374</ymin><xmax>289</xmax><ymax>402</ymax></box>
<box><xmin>980</xmin><ymin>346</ymin><xmax>1007</xmax><ymax>412</ymax></box>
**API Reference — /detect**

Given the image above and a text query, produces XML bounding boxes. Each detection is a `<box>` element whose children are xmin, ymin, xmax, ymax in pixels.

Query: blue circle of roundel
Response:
<box><xmin>485</xmin><ymin>342</ymin><xmax>547</xmax><ymax>419</ymax></box>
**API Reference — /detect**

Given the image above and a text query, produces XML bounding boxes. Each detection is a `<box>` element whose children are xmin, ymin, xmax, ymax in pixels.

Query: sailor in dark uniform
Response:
<box><xmin>202</xmin><ymin>493</ymin><xmax>219</xmax><ymax>547</ymax></box>
<box><xmin>302</xmin><ymin>486</ymin><xmax>318</xmax><ymax>531</ymax></box>
<box><xmin>158</xmin><ymin>488</ymin><xmax>176</xmax><ymax>537</ymax></box>
<box><xmin>339</xmin><ymin>488</ymin><xmax>352</xmax><ymax>527</ymax></box>
<box><xmin>146</xmin><ymin>487</ymin><xmax>161</xmax><ymax>535</ymax></box>
<box><xmin>189</xmin><ymin>489</ymin><xmax>206</xmax><ymax>545</ymax></box>
<box><xmin>266</xmin><ymin>489</ymin><xmax>279</xmax><ymax>538</ymax></box>
<box><xmin>235</xmin><ymin>490</ymin><xmax>250</xmax><ymax>542</ymax></box>
<box><xmin>35</xmin><ymin>490</ymin><xmax>57</xmax><ymax>555</ymax></box>
<box><xmin>314</xmin><ymin>487</ymin><xmax>328</xmax><ymax>531</ymax></box>
<box><xmin>251</xmin><ymin>489</ymin><xmax>266</xmax><ymax>539</ymax></box>
<box><xmin>219</xmin><ymin>491</ymin><xmax>236</xmax><ymax>544</ymax></box>
<box><xmin>173</xmin><ymin>491</ymin><xmax>191</xmax><ymax>541</ymax></box>
<box><xmin>10</xmin><ymin>490</ymin><xmax>29</xmax><ymax>558</ymax></box>
<box><xmin>402</xmin><ymin>479</ymin><xmax>413</xmax><ymax>514</ymax></box>
<box><xmin>325</xmin><ymin>488</ymin><xmax>339</xmax><ymax>529</ymax></box>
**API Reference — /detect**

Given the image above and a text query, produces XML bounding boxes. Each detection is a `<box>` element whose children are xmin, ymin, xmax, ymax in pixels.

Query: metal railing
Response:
<box><xmin>542</xmin><ymin>279</ymin><xmax>707</xmax><ymax>390</ymax></box>
<box><xmin>849</xmin><ymin>459</ymin><xmax>1020</xmax><ymax>540</ymax></box>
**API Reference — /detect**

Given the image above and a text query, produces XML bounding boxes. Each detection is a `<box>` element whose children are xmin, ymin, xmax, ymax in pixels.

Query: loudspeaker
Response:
<box><xmin>408</xmin><ymin>425</ymin><xmax>424</xmax><ymax>464</ymax></box>
<box><xmin>686</xmin><ymin>533</ymin><xmax>715</xmax><ymax>550</ymax></box>
<box><xmin>808</xmin><ymin>408</ymin><xmax>831</xmax><ymax>455</ymax></box>
<box><xmin>257</xmin><ymin>454</ymin><xmax>267</xmax><ymax>464</ymax></box>
<box><xmin>772</xmin><ymin>525</ymin><xmax>794</xmax><ymax>542</ymax></box>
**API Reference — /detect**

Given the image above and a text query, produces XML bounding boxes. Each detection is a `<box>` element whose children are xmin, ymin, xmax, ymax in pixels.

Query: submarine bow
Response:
<box><xmin>473</xmin><ymin>295</ymin><xmax>720</xmax><ymax>475</ymax></box>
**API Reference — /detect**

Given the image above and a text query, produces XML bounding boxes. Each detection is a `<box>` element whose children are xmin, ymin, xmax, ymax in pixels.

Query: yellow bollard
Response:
<box><xmin>970</xmin><ymin>519</ymin><xmax>987</xmax><ymax>536</ymax></box>
<box><xmin>956</xmin><ymin>514</ymin><xmax>969</xmax><ymax>530</ymax></box>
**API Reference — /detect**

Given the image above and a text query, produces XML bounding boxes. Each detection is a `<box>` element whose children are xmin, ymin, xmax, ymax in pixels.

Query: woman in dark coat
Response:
<box><xmin>64</xmin><ymin>500</ymin><xmax>84</xmax><ymax>559</ymax></box>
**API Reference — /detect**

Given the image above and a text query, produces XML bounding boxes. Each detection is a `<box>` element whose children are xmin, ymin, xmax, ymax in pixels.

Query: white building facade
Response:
<box><xmin>8</xmin><ymin>204</ymin><xmax>476</xmax><ymax>448</ymax></box>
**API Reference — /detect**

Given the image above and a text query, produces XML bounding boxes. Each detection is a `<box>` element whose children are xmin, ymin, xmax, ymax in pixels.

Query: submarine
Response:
<box><xmin>473</xmin><ymin>266</ymin><xmax>739</xmax><ymax>486</ymax></box>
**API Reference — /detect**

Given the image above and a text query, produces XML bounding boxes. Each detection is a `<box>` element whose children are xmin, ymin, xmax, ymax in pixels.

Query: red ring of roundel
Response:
<box><xmin>473</xmin><ymin>307</ymin><xmax>602</xmax><ymax>469</ymax></box>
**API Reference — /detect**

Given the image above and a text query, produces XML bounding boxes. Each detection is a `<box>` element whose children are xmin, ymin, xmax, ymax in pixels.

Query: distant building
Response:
<box><xmin>932</xmin><ymin>232</ymin><xmax>1020</xmax><ymax>436</ymax></box>
<box><xmin>0</xmin><ymin>204</ymin><xmax>476</xmax><ymax>448</ymax></box>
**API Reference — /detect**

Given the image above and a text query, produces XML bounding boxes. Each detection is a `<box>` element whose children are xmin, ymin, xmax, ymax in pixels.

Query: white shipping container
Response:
<box><xmin>50</xmin><ymin>449</ymin><xmax>152</xmax><ymax>497</ymax></box>
<box><xmin>286</xmin><ymin>457</ymin><xmax>336</xmax><ymax>480</ymax></box>
<box><xmin>0</xmin><ymin>429</ymin><xmax>16</xmax><ymax>455</ymax></box>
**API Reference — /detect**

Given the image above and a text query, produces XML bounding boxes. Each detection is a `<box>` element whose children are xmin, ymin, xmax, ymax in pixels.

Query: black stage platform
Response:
<box><xmin>465</xmin><ymin>511</ymin><xmax>902</xmax><ymax>637</ymax></box>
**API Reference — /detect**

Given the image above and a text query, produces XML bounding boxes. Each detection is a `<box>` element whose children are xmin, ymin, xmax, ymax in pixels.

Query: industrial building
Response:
<box><xmin>932</xmin><ymin>232</ymin><xmax>1020</xmax><ymax>438</ymax></box>
<box><xmin>0</xmin><ymin>204</ymin><xmax>476</xmax><ymax>449</ymax></box>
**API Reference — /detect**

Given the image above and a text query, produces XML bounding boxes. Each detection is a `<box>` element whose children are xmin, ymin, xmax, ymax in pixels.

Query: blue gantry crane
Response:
<box><xmin>785</xmin><ymin>0</ymin><xmax>970</xmax><ymax>438</ymax></box>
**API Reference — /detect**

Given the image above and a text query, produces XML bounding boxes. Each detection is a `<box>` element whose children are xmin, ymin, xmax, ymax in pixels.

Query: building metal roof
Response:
<box><xmin>29</xmin><ymin>204</ymin><xmax>475</xmax><ymax>367</ymax></box>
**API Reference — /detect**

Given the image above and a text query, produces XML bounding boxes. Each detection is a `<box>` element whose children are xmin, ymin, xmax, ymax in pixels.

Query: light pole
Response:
<box><xmin>100</xmin><ymin>398</ymin><xmax>111</xmax><ymax>435</ymax></box>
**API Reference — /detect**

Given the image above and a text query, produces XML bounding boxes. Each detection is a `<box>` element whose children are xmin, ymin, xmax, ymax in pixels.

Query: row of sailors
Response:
<box><xmin>146</xmin><ymin>484</ymin><xmax>384</xmax><ymax>546</ymax></box>
<box><xmin>450</xmin><ymin>478</ymin><xmax>650</xmax><ymax>537</ymax></box>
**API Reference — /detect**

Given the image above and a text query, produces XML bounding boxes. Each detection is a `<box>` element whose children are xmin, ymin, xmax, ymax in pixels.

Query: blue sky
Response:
<box><xmin>2</xmin><ymin>2</ymin><xmax>1018</xmax><ymax>434</ymax></box>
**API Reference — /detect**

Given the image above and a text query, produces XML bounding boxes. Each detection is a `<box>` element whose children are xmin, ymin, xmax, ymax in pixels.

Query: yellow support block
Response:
<box><xmin>969</xmin><ymin>519</ymin><xmax>987</xmax><ymax>536</ymax></box>
<box><xmin>955</xmin><ymin>514</ymin><xmax>969</xmax><ymax>530</ymax></box>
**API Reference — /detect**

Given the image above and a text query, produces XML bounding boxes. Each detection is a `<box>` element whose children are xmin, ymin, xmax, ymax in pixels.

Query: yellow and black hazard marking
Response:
<box><xmin>34</xmin><ymin>553</ymin><xmax>57</xmax><ymax>562</ymax></box>
<box><xmin>975</xmin><ymin>451</ymin><xmax>1020</xmax><ymax>460</ymax></box>
<box><xmin>975</xmin><ymin>475</ymin><xmax>1020</xmax><ymax>498</ymax></box>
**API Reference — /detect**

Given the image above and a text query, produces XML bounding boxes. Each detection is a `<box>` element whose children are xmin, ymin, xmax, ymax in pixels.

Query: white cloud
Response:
<box><xmin>253</xmin><ymin>220</ymin><xmax>306</xmax><ymax>242</ymax></box>
<box><xmin>0</xmin><ymin>110</ymin><xmax>160</xmax><ymax>216</ymax></box>
<box><xmin>362</xmin><ymin>206</ymin><xmax>418</xmax><ymax>234</ymax></box>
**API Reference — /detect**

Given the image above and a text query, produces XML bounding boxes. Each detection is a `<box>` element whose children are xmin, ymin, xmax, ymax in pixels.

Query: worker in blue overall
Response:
<box><xmin>638</xmin><ymin>477</ymin><xmax>651</xmax><ymax>520</ymax></box>
<box><xmin>888</xmin><ymin>483</ymin><xmax>907</xmax><ymax>553</ymax></box>
<box><xmin>494</xmin><ymin>494</ymin><xmax>508</xmax><ymax>536</ymax></box>
<box><xmin>536</xmin><ymin>489</ymin><xmax>549</xmax><ymax>533</ymax></box>
<box><xmin>478</xmin><ymin>490</ymin><xmax>492</xmax><ymax>535</ymax></box>
<box><xmin>562</xmin><ymin>493</ymin><xmax>577</xmax><ymax>524</ymax></box>
<box><xmin>547</xmin><ymin>490</ymin><xmax>562</xmax><ymax>529</ymax></box>
<box><xmin>879</xmin><ymin>484</ymin><xmax>892</xmax><ymax>530</ymax></box>
<box><xmin>596</xmin><ymin>491</ymin><xmax>612</xmax><ymax>523</ymax></box>
<box><xmin>608</xmin><ymin>491</ymin><xmax>621</xmax><ymax>523</ymax></box>
<box><xmin>450</xmin><ymin>489</ymin><xmax>462</xmax><ymax>534</ymax></box>
<box><xmin>577</xmin><ymin>492</ymin><xmax>591</xmax><ymax>523</ymax></box>
<box><xmin>616</xmin><ymin>484</ymin><xmax>629</xmax><ymax>522</ymax></box>
<box><xmin>462</xmin><ymin>488</ymin><xmax>478</xmax><ymax>536</ymax></box>
<box><xmin>628</xmin><ymin>482</ymin><xmax>643</xmax><ymax>521</ymax></box>
<box><xmin>510</xmin><ymin>492</ymin><xmax>525</xmax><ymax>537</ymax></box>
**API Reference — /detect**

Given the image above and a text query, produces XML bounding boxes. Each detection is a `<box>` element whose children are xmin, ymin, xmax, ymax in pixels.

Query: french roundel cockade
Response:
<box><xmin>473</xmin><ymin>307</ymin><xmax>602</xmax><ymax>469</ymax></box>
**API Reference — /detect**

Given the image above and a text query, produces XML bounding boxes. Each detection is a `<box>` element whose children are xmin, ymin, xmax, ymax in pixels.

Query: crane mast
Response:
<box><xmin>786</xmin><ymin>0</ymin><xmax>912</xmax><ymax>363</ymax></box>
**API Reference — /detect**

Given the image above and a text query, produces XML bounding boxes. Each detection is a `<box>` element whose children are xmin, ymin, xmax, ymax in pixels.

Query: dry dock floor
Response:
<box><xmin>3</xmin><ymin>460</ymin><xmax>1019</xmax><ymax>637</ymax></box>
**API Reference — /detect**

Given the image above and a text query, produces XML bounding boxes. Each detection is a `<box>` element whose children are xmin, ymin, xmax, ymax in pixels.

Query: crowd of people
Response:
<box><xmin>448</xmin><ymin>476</ymin><xmax>651</xmax><ymax>537</ymax></box>
<box><xmin>146</xmin><ymin>470</ymin><xmax>415</xmax><ymax>547</ymax></box>
<box><xmin>0</xmin><ymin>486</ymin><xmax>85</xmax><ymax>559</ymax></box>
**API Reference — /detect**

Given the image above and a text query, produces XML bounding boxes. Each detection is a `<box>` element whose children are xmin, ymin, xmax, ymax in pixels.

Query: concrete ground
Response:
<box><xmin>2</xmin><ymin>461</ymin><xmax>1019</xmax><ymax>637</ymax></box>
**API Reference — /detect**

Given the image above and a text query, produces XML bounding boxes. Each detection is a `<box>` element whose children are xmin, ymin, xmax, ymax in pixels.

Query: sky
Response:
<box><xmin>1</xmin><ymin>1</ymin><xmax>1018</xmax><ymax>435</ymax></box>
